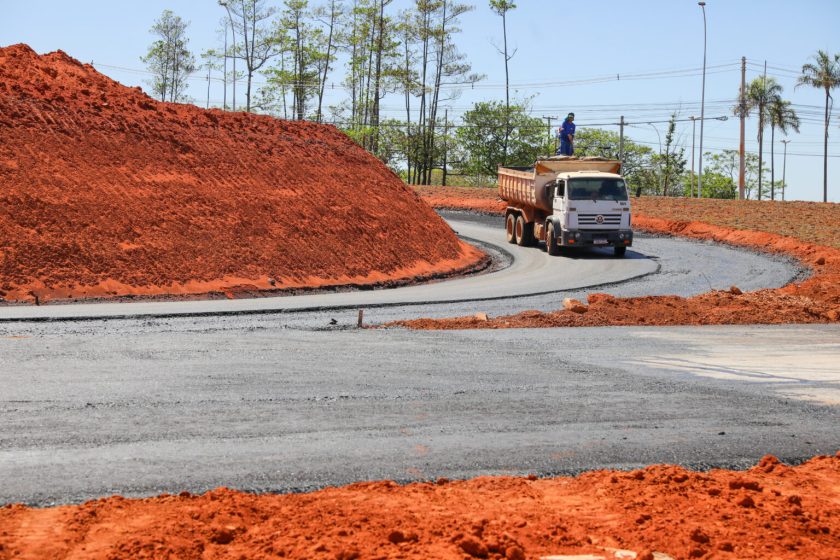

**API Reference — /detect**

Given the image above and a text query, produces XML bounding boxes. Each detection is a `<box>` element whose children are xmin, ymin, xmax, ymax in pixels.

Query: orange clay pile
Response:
<box><xmin>0</xmin><ymin>45</ymin><xmax>484</xmax><ymax>304</ymax></box>
<box><xmin>402</xmin><ymin>187</ymin><xmax>840</xmax><ymax>329</ymax></box>
<box><xmin>1</xmin><ymin>453</ymin><xmax>838</xmax><ymax>559</ymax></box>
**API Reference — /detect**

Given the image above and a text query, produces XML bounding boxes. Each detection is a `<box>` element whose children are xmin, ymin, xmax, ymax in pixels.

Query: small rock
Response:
<box><xmin>505</xmin><ymin>545</ymin><xmax>525</xmax><ymax>560</ymax></box>
<box><xmin>459</xmin><ymin>536</ymin><xmax>488</xmax><ymax>558</ymax></box>
<box><xmin>729</xmin><ymin>286</ymin><xmax>742</xmax><ymax>295</ymax></box>
<box><xmin>690</xmin><ymin>527</ymin><xmax>710</xmax><ymax>544</ymax></box>
<box><xmin>268</xmin><ymin>277</ymin><xmax>276</xmax><ymax>286</ymax></box>
<box><xmin>474</xmin><ymin>312</ymin><xmax>489</xmax><ymax>321</ymax></box>
<box><xmin>736</xmin><ymin>495</ymin><xmax>756</xmax><ymax>508</ymax></box>
<box><xmin>637</xmin><ymin>551</ymin><xmax>655</xmax><ymax>560</ymax></box>
<box><xmin>436</xmin><ymin>477</ymin><xmax>450</xmax><ymax>485</ymax></box>
<box><xmin>388</xmin><ymin>530</ymin><xmax>407</xmax><ymax>544</ymax></box>
<box><xmin>563</xmin><ymin>298</ymin><xmax>588</xmax><ymax>314</ymax></box>
<box><xmin>815</xmin><ymin>256</ymin><xmax>826</xmax><ymax>265</ymax></box>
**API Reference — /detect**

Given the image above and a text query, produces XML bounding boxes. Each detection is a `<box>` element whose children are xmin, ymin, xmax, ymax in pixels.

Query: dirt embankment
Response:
<box><xmin>1</xmin><ymin>454</ymin><xmax>838</xmax><ymax>559</ymax></box>
<box><xmin>403</xmin><ymin>187</ymin><xmax>840</xmax><ymax>329</ymax></box>
<box><xmin>0</xmin><ymin>45</ymin><xmax>485</xmax><ymax>304</ymax></box>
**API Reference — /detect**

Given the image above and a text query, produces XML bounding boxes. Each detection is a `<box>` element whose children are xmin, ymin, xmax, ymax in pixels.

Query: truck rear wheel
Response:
<box><xmin>515</xmin><ymin>215</ymin><xmax>533</xmax><ymax>247</ymax></box>
<box><xmin>614</xmin><ymin>246</ymin><xmax>627</xmax><ymax>258</ymax></box>
<box><xmin>546</xmin><ymin>222</ymin><xmax>560</xmax><ymax>256</ymax></box>
<box><xmin>505</xmin><ymin>213</ymin><xmax>517</xmax><ymax>244</ymax></box>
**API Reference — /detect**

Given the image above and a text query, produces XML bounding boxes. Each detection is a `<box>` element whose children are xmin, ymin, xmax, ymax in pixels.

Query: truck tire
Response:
<box><xmin>515</xmin><ymin>215</ymin><xmax>532</xmax><ymax>247</ymax></box>
<box><xmin>614</xmin><ymin>246</ymin><xmax>627</xmax><ymax>258</ymax></box>
<box><xmin>546</xmin><ymin>222</ymin><xmax>560</xmax><ymax>256</ymax></box>
<box><xmin>505</xmin><ymin>213</ymin><xmax>517</xmax><ymax>245</ymax></box>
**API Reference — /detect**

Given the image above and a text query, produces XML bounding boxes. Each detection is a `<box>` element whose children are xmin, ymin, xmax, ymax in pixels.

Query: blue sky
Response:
<box><xmin>2</xmin><ymin>0</ymin><xmax>839</xmax><ymax>201</ymax></box>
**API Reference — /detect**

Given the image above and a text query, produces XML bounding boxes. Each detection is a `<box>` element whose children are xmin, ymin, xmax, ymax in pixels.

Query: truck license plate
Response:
<box><xmin>593</xmin><ymin>239</ymin><xmax>608</xmax><ymax>245</ymax></box>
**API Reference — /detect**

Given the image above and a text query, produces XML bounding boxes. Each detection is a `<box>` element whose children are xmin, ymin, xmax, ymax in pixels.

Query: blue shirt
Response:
<box><xmin>560</xmin><ymin>120</ymin><xmax>576</xmax><ymax>142</ymax></box>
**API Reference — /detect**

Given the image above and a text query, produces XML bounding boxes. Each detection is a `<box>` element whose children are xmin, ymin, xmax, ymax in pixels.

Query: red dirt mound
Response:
<box><xmin>0</xmin><ymin>44</ymin><xmax>484</xmax><ymax>304</ymax></box>
<box><xmin>1</xmin><ymin>453</ymin><xmax>839</xmax><ymax>559</ymax></box>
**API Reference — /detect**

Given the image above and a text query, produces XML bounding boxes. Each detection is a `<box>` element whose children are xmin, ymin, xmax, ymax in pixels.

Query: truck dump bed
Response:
<box><xmin>498</xmin><ymin>156</ymin><xmax>621</xmax><ymax>212</ymax></box>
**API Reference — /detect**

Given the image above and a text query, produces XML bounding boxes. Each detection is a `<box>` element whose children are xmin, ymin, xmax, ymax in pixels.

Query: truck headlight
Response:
<box><xmin>619</xmin><ymin>233</ymin><xmax>625</xmax><ymax>239</ymax></box>
<box><xmin>574</xmin><ymin>232</ymin><xmax>581</xmax><ymax>239</ymax></box>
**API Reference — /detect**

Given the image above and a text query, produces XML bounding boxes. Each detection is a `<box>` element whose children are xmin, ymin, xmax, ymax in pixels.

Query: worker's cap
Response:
<box><xmin>567</xmin><ymin>112</ymin><xmax>575</xmax><ymax>117</ymax></box>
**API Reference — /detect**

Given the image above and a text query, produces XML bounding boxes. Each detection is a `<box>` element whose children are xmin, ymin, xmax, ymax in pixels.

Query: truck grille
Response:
<box><xmin>578</xmin><ymin>213</ymin><xmax>621</xmax><ymax>226</ymax></box>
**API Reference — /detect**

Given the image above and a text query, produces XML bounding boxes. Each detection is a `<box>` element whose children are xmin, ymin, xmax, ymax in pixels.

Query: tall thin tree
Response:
<box><xmin>768</xmin><ymin>98</ymin><xmax>800</xmax><ymax>201</ymax></box>
<box><xmin>797</xmin><ymin>50</ymin><xmax>840</xmax><ymax>202</ymax></box>
<box><xmin>141</xmin><ymin>10</ymin><xmax>196</xmax><ymax>103</ymax></box>
<box><xmin>489</xmin><ymin>0</ymin><xmax>516</xmax><ymax>165</ymax></box>
<box><xmin>742</xmin><ymin>76</ymin><xmax>782</xmax><ymax>200</ymax></box>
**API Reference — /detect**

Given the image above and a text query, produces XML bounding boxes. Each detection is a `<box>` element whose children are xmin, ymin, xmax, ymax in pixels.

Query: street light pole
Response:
<box><xmin>689</xmin><ymin>116</ymin><xmax>697</xmax><ymax>197</ymax></box>
<box><xmin>781</xmin><ymin>139</ymin><xmax>790</xmax><ymax>201</ymax></box>
<box><xmin>697</xmin><ymin>1</ymin><xmax>707</xmax><ymax>198</ymax></box>
<box><xmin>219</xmin><ymin>0</ymin><xmax>236</xmax><ymax>111</ymax></box>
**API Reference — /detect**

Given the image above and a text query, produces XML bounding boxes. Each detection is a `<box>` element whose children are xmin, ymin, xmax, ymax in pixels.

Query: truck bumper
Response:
<box><xmin>561</xmin><ymin>229</ymin><xmax>633</xmax><ymax>248</ymax></box>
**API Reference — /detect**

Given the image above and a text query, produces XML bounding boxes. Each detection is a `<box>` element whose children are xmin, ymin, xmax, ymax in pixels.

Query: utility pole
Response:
<box><xmin>619</xmin><ymin>115</ymin><xmax>625</xmax><ymax>171</ymax></box>
<box><xmin>543</xmin><ymin>116</ymin><xmax>555</xmax><ymax>154</ymax></box>
<box><xmin>206</xmin><ymin>64</ymin><xmax>211</xmax><ymax>109</ymax></box>
<box><xmin>739</xmin><ymin>56</ymin><xmax>746</xmax><ymax>199</ymax></box>
<box><xmin>697</xmin><ymin>1</ymin><xmax>708</xmax><ymax>199</ymax></box>
<box><xmin>690</xmin><ymin>116</ymin><xmax>697</xmax><ymax>197</ymax></box>
<box><xmin>781</xmin><ymin>139</ymin><xmax>790</xmax><ymax>201</ymax></box>
<box><xmin>219</xmin><ymin>0</ymin><xmax>236</xmax><ymax>111</ymax></box>
<box><xmin>222</xmin><ymin>21</ymin><xmax>228</xmax><ymax>110</ymax></box>
<box><xmin>442</xmin><ymin>109</ymin><xmax>449</xmax><ymax>186</ymax></box>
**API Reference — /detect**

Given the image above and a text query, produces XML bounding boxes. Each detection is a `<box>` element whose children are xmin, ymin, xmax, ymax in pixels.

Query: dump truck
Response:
<box><xmin>498</xmin><ymin>156</ymin><xmax>633</xmax><ymax>257</ymax></box>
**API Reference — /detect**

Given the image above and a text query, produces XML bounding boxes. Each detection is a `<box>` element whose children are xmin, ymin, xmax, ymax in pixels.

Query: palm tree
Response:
<box><xmin>769</xmin><ymin>98</ymin><xmax>800</xmax><ymax>200</ymax></box>
<box><xmin>743</xmin><ymin>76</ymin><xmax>782</xmax><ymax>200</ymax></box>
<box><xmin>797</xmin><ymin>50</ymin><xmax>840</xmax><ymax>203</ymax></box>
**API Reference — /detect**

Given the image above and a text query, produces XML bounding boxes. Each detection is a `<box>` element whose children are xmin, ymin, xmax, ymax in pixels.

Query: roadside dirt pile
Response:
<box><xmin>2</xmin><ymin>453</ymin><xmax>838</xmax><ymax>559</ymax></box>
<box><xmin>0</xmin><ymin>45</ymin><xmax>484</xmax><ymax>304</ymax></box>
<box><xmin>405</xmin><ymin>188</ymin><xmax>840</xmax><ymax>329</ymax></box>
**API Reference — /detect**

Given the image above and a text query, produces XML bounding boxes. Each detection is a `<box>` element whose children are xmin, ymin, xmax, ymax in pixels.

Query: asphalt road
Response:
<box><xmin>1</xmin><ymin>214</ymin><xmax>831</xmax><ymax>507</ymax></box>
<box><xmin>1</xmin><ymin>322</ymin><xmax>838</xmax><ymax>506</ymax></box>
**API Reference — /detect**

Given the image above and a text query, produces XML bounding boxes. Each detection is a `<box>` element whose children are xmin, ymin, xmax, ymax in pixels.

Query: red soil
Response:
<box><xmin>401</xmin><ymin>188</ymin><xmax>840</xmax><ymax>329</ymax></box>
<box><xmin>0</xmin><ymin>45</ymin><xmax>484</xmax><ymax>304</ymax></box>
<box><xmin>2</xmin><ymin>453</ymin><xmax>838</xmax><ymax>559</ymax></box>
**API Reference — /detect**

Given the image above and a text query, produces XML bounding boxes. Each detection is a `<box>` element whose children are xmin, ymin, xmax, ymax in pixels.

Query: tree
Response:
<box><xmin>455</xmin><ymin>101</ymin><xmax>548</xmax><ymax>179</ymax></box>
<box><xmin>797</xmin><ymin>50</ymin><xmax>840</xmax><ymax>202</ymax></box>
<box><xmin>741</xmin><ymin>76</ymin><xmax>782</xmax><ymax>200</ymax></box>
<box><xmin>313</xmin><ymin>0</ymin><xmax>343</xmax><ymax>122</ymax></box>
<box><xmin>572</xmin><ymin>128</ymin><xmax>654</xmax><ymax>195</ymax></box>
<box><xmin>200</xmin><ymin>49</ymin><xmax>225</xmax><ymax>109</ymax></box>
<box><xmin>768</xmin><ymin>98</ymin><xmax>800</xmax><ymax>200</ymax></box>
<box><xmin>652</xmin><ymin>113</ymin><xmax>687</xmax><ymax>197</ymax></box>
<box><xmin>488</xmin><ymin>0</ymin><xmax>516</xmax><ymax>165</ymax></box>
<box><xmin>141</xmin><ymin>10</ymin><xmax>196</xmax><ymax>103</ymax></box>
<box><xmin>221</xmin><ymin>0</ymin><xmax>279</xmax><ymax>112</ymax></box>
<box><xmin>704</xmin><ymin>149</ymin><xmax>766</xmax><ymax>200</ymax></box>
<box><xmin>682</xmin><ymin>171</ymin><xmax>736</xmax><ymax>199</ymax></box>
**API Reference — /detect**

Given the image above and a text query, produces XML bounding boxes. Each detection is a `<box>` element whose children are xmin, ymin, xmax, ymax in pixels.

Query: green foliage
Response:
<box><xmin>681</xmin><ymin>171</ymin><xmax>736</xmax><ymax>199</ymax></box>
<box><xmin>141</xmin><ymin>10</ymin><xmax>196</xmax><ymax>103</ymax></box>
<box><xmin>488</xmin><ymin>0</ymin><xmax>516</xmax><ymax>15</ymax></box>
<box><xmin>572</xmin><ymin>128</ymin><xmax>653</xmax><ymax>194</ymax></box>
<box><xmin>455</xmin><ymin>101</ymin><xmax>550</xmax><ymax>178</ymax></box>
<box><xmin>703</xmin><ymin>149</ymin><xmax>767</xmax><ymax>200</ymax></box>
<box><xmin>797</xmin><ymin>49</ymin><xmax>840</xmax><ymax>201</ymax></box>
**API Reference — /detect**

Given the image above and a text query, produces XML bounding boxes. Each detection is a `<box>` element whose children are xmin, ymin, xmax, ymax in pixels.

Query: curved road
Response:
<box><xmin>0</xmin><ymin>213</ymin><xmax>798</xmax><ymax>322</ymax></box>
<box><xmin>2</xmin><ymin>215</ymin><xmax>838</xmax><ymax>507</ymax></box>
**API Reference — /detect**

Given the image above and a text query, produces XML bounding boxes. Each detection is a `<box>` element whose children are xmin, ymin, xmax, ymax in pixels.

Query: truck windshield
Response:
<box><xmin>568</xmin><ymin>179</ymin><xmax>628</xmax><ymax>201</ymax></box>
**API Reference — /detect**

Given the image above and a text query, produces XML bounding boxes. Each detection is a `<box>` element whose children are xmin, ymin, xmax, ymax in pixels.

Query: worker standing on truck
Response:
<box><xmin>557</xmin><ymin>112</ymin><xmax>576</xmax><ymax>156</ymax></box>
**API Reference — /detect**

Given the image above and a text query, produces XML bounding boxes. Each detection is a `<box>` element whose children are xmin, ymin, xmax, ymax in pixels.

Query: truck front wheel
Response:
<box><xmin>505</xmin><ymin>213</ymin><xmax>517</xmax><ymax>244</ymax></box>
<box><xmin>546</xmin><ymin>222</ymin><xmax>560</xmax><ymax>256</ymax></box>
